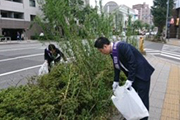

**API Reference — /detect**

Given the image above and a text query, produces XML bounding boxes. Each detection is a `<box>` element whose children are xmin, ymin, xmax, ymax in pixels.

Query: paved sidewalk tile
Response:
<box><xmin>160</xmin><ymin>65</ymin><xmax>180</xmax><ymax>120</ymax></box>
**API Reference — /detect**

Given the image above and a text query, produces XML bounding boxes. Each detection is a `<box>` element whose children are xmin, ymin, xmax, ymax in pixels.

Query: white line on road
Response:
<box><xmin>0</xmin><ymin>65</ymin><xmax>41</xmax><ymax>77</ymax></box>
<box><xmin>0</xmin><ymin>47</ymin><xmax>42</xmax><ymax>52</ymax></box>
<box><xmin>144</xmin><ymin>48</ymin><xmax>161</xmax><ymax>52</ymax></box>
<box><xmin>144</xmin><ymin>48</ymin><xmax>161</xmax><ymax>55</ymax></box>
<box><xmin>161</xmin><ymin>51</ymin><xmax>180</xmax><ymax>58</ymax></box>
<box><xmin>0</xmin><ymin>53</ymin><xmax>43</xmax><ymax>63</ymax></box>
<box><xmin>161</xmin><ymin>54</ymin><xmax>180</xmax><ymax>61</ymax></box>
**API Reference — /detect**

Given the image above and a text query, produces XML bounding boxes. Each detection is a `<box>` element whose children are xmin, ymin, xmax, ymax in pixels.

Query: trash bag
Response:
<box><xmin>111</xmin><ymin>86</ymin><xmax>149</xmax><ymax>120</ymax></box>
<box><xmin>38</xmin><ymin>62</ymin><xmax>49</xmax><ymax>76</ymax></box>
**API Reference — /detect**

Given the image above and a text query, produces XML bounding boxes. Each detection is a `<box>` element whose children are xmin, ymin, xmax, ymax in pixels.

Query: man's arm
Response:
<box><xmin>114</xmin><ymin>67</ymin><xmax>120</xmax><ymax>82</ymax></box>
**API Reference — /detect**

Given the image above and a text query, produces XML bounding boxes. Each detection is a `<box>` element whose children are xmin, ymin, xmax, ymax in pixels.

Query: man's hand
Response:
<box><xmin>125</xmin><ymin>80</ymin><xmax>133</xmax><ymax>90</ymax></box>
<box><xmin>112</xmin><ymin>81</ymin><xmax>119</xmax><ymax>91</ymax></box>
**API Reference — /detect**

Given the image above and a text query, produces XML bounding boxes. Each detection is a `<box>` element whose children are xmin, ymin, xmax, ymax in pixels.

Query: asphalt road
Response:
<box><xmin>0</xmin><ymin>41</ymin><xmax>47</xmax><ymax>89</ymax></box>
<box><xmin>144</xmin><ymin>40</ymin><xmax>180</xmax><ymax>63</ymax></box>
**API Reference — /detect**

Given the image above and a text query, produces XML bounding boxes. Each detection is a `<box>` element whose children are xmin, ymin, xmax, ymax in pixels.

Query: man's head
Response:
<box><xmin>94</xmin><ymin>37</ymin><xmax>112</xmax><ymax>55</ymax></box>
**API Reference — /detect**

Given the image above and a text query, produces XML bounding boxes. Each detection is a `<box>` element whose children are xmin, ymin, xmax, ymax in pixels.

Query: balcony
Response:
<box><xmin>0</xmin><ymin>10</ymin><xmax>24</xmax><ymax>20</ymax></box>
<box><xmin>0</xmin><ymin>0</ymin><xmax>24</xmax><ymax>12</ymax></box>
<box><xmin>6</xmin><ymin>0</ymin><xmax>23</xmax><ymax>3</ymax></box>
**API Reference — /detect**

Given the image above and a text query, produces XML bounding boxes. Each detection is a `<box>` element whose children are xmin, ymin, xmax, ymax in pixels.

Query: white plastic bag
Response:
<box><xmin>38</xmin><ymin>62</ymin><xmax>49</xmax><ymax>76</ymax></box>
<box><xmin>111</xmin><ymin>86</ymin><xmax>149</xmax><ymax>120</ymax></box>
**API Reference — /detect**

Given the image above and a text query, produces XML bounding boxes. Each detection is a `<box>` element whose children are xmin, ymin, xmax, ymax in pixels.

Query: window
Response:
<box><xmin>30</xmin><ymin>15</ymin><xmax>36</xmax><ymax>21</ymax></box>
<box><xmin>0</xmin><ymin>10</ymin><xmax>23</xmax><ymax>19</ymax></box>
<box><xmin>6</xmin><ymin>0</ymin><xmax>23</xmax><ymax>3</ymax></box>
<box><xmin>29</xmin><ymin>0</ymin><xmax>36</xmax><ymax>7</ymax></box>
<box><xmin>14</xmin><ymin>12</ymin><xmax>23</xmax><ymax>19</ymax></box>
<box><xmin>1</xmin><ymin>10</ymin><xmax>12</xmax><ymax>18</ymax></box>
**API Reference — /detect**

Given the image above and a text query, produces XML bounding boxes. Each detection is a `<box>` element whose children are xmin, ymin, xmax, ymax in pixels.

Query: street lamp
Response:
<box><xmin>165</xmin><ymin>0</ymin><xmax>169</xmax><ymax>41</ymax></box>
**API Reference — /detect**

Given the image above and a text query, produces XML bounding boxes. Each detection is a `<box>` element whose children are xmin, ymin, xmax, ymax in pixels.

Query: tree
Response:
<box><xmin>36</xmin><ymin>0</ymin><xmax>114</xmax><ymax>39</ymax></box>
<box><xmin>132</xmin><ymin>20</ymin><xmax>143</xmax><ymax>32</ymax></box>
<box><xmin>151</xmin><ymin>0</ymin><xmax>174</xmax><ymax>40</ymax></box>
<box><xmin>144</xmin><ymin>23</ymin><xmax>150</xmax><ymax>32</ymax></box>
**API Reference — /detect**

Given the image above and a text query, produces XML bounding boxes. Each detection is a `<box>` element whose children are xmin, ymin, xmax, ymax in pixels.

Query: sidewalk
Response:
<box><xmin>146</xmin><ymin>54</ymin><xmax>180</xmax><ymax>120</ymax></box>
<box><xmin>0</xmin><ymin>40</ymin><xmax>39</xmax><ymax>45</ymax></box>
<box><xmin>166</xmin><ymin>38</ymin><xmax>180</xmax><ymax>46</ymax></box>
<box><xmin>149</xmin><ymin>38</ymin><xmax>180</xmax><ymax>120</ymax></box>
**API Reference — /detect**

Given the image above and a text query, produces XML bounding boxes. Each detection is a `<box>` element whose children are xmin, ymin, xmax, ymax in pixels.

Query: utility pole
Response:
<box><xmin>165</xmin><ymin>0</ymin><xmax>170</xmax><ymax>41</ymax></box>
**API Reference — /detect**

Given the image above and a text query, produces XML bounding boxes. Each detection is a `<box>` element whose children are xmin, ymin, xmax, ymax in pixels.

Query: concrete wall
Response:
<box><xmin>0</xmin><ymin>0</ymin><xmax>43</xmax><ymax>38</ymax></box>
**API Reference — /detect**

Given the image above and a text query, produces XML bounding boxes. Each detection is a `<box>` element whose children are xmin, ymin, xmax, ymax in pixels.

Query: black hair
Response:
<box><xmin>48</xmin><ymin>44</ymin><xmax>56</xmax><ymax>51</ymax></box>
<box><xmin>94</xmin><ymin>37</ymin><xmax>110</xmax><ymax>49</ymax></box>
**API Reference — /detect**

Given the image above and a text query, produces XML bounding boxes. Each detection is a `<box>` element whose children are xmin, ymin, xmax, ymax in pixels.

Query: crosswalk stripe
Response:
<box><xmin>145</xmin><ymin>45</ymin><xmax>180</xmax><ymax>60</ymax></box>
<box><xmin>144</xmin><ymin>48</ymin><xmax>161</xmax><ymax>55</ymax></box>
<box><xmin>161</xmin><ymin>53</ymin><xmax>180</xmax><ymax>60</ymax></box>
<box><xmin>161</xmin><ymin>51</ymin><xmax>180</xmax><ymax>58</ymax></box>
<box><xmin>145</xmin><ymin>45</ymin><xmax>180</xmax><ymax>61</ymax></box>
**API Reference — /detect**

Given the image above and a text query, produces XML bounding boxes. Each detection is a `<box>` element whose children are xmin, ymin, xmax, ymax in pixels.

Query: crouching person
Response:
<box><xmin>44</xmin><ymin>44</ymin><xmax>67</xmax><ymax>72</ymax></box>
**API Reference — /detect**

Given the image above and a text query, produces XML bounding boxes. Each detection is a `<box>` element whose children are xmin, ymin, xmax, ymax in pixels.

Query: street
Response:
<box><xmin>0</xmin><ymin>41</ymin><xmax>46</xmax><ymax>89</ymax></box>
<box><xmin>144</xmin><ymin>40</ymin><xmax>180</xmax><ymax>62</ymax></box>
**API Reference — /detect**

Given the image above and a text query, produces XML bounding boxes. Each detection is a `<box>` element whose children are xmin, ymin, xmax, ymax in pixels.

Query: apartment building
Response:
<box><xmin>0</xmin><ymin>0</ymin><xmax>43</xmax><ymax>40</ymax></box>
<box><xmin>132</xmin><ymin>2</ymin><xmax>152</xmax><ymax>25</ymax></box>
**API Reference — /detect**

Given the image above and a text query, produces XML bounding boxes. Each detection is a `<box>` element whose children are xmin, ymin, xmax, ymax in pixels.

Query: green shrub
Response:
<box><xmin>0</xmin><ymin>62</ymin><xmax>126</xmax><ymax>119</ymax></box>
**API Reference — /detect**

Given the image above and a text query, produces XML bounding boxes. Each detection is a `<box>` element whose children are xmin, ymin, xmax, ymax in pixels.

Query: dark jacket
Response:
<box><xmin>44</xmin><ymin>48</ymin><xmax>65</xmax><ymax>64</ymax></box>
<box><xmin>112</xmin><ymin>42</ymin><xmax>154</xmax><ymax>82</ymax></box>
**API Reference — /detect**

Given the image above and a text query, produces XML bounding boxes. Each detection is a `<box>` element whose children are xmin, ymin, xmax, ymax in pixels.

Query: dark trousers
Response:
<box><xmin>132</xmin><ymin>78</ymin><xmax>150</xmax><ymax>120</ymax></box>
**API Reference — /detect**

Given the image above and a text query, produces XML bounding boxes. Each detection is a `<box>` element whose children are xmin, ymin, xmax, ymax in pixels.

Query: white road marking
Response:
<box><xmin>0</xmin><ymin>53</ymin><xmax>43</xmax><ymax>62</ymax></box>
<box><xmin>160</xmin><ymin>44</ymin><xmax>180</xmax><ymax>61</ymax></box>
<box><xmin>145</xmin><ymin>45</ymin><xmax>180</xmax><ymax>61</ymax></box>
<box><xmin>0</xmin><ymin>47</ymin><xmax>42</xmax><ymax>52</ymax></box>
<box><xmin>161</xmin><ymin>51</ymin><xmax>180</xmax><ymax>58</ymax></box>
<box><xmin>144</xmin><ymin>48</ymin><xmax>161</xmax><ymax>55</ymax></box>
<box><xmin>0</xmin><ymin>65</ymin><xmax>41</xmax><ymax>77</ymax></box>
<box><xmin>0</xmin><ymin>57</ymin><xmax>74</xmax><ymax>77</ymax></box>
<box><xmin>161</xmin><ymin>54</ymin><xmax>180</xmax><ymax>60</ymax></box>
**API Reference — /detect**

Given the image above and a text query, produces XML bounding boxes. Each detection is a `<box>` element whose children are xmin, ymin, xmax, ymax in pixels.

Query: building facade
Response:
<box><xmin>104</xmin><ymin>2</ymin><xmax>138</xmax><ymax>30</ymax></box>
<box><xmin>118</xmin><ymin>4</ymin><xmax>138</xmax><ymax>23</ymax></box>
<box><xmin>104</xmin><ymin>1</ymin><xmax>119</xmax><ymax>13</ymax></box>
<box><xmin>132</xmin><ymin>2</ymin><xmax>152</xmax><ymax>25</ymax></box>
<box><xmin>169</xmin><ymin>0</ymin><xmax>180</xmax><ymax>38</ymax></box>
<box><xmin>0</xmin><ymin>0</ymin><xmax>43</xmax><ymax>40</ymax></box>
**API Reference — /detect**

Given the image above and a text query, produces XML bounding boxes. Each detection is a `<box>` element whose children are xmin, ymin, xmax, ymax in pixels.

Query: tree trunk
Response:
<box><xmin>157</xmin><ymin>26</ymin><xmax>163</xmax><ymax>40</ymax></box>
<box><xmin>157</xmin><ymin>26</ymin><xmax>166</xmax><ymax>43</ymax></box>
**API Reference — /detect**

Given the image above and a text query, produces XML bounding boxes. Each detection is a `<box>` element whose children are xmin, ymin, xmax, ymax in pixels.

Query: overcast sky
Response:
<box><xmin>90</xmin><ymin>0</ymin><xmax>154</xmax><ymax>8</ymax></box>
